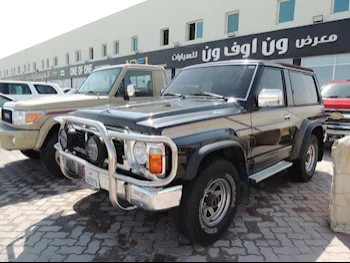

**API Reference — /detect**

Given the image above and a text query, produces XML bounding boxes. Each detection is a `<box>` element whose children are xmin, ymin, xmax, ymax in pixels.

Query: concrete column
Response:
<box><xmin>330</xmin><ymin>137</ymin><xmax>350</xmax><ymax>235</ymax></box>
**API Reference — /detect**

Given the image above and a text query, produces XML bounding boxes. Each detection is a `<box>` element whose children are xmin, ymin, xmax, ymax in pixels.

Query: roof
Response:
<box><xmin>93</xmin><ymin>64</ymin><xmax>165</xmax><ymax>73</ymax></box>
<box><xmin>0</xmin><ymin>80</ymin><xmax>60</xmax><ymax>85</ymax></box>
<box><xmin>183</xmin><ymin>59</ymin><xmax>314</xmax><ymax>73</ymax></box>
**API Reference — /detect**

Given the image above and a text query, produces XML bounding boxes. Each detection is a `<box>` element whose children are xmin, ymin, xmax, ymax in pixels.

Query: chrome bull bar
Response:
<box><xmin>55</xmin><ymin>116</ymin><xmax>179</xmax><ymax>211</ymax></box>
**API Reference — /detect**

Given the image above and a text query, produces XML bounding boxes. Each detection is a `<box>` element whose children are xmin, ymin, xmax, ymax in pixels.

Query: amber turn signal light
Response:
<box><xmin>149</xmin><ymin>154</ymin><xmax>163</xmax><ymax>174</ymax></box>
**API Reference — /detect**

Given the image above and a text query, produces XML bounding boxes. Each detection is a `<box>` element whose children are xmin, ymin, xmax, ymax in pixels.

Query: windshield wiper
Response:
<box><xmin>189</xmin><ymin>92</ymin><xmax>228</xmax><ymax>102</ymax></box>
<box><xmin>163</xmin><ymin>92</ymin><xmax>183</xmax><ymax>98</ymax></box>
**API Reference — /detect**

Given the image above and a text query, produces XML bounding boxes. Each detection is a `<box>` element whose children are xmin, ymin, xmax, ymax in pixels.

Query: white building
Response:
<box><xmin>1</xmin><ymin>0</ymin><xmax>350</xmax><ymax>88</ymax></box>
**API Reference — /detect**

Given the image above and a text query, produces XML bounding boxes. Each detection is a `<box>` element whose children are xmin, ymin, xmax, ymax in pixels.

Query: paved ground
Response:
<box><xmin>0</xmin><ymin>147</ymin><xmax>350</xmax><ymax>262</ymax></box>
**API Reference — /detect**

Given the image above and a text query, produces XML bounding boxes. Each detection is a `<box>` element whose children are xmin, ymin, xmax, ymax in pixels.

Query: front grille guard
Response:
<box><xmin>55</xmin><ymin>116</ymin><xmax>179</xmax><ymax>211</ymax></box>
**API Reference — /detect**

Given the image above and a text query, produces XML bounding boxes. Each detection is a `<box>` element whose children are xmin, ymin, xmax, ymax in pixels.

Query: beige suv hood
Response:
<box><xmin>4</xmin><ymin>94</ymin><xmax>110</xmax><ymax>111</ymax></box>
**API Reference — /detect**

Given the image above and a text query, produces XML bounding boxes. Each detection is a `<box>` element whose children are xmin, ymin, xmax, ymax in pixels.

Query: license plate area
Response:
<box><xmin>85</xmin><ymin>168</ymin><xmax>100</xmax><ymax>189</ymax></box>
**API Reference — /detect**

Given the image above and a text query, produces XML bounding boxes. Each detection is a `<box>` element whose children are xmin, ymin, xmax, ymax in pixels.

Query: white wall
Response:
<box><xmin>1</xmin><ymin>0</ymin><xmax>350</xmax><ymax>78</ymax></box>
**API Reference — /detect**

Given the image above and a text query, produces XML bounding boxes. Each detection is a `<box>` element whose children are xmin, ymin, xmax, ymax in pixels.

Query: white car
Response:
<box><xmin>0</xmin><ymin>80</ymin><xmax>63</xmax><ymax>101</ymax></box>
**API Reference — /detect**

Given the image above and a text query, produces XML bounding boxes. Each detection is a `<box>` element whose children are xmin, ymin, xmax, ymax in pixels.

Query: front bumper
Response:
<box><xmin>54</xmin><ymin>116</ymin><xmax>182</xmax><ymax>212</ymax></box>
<box><xmin>325</xmin><ymin>123</ymin><xmax>350</xmax><ymax>139</ymax></box>
<box><xmin>0</xmin><ymin>121</ymin><xmax>39</xmax><ymax>150</ymax></box>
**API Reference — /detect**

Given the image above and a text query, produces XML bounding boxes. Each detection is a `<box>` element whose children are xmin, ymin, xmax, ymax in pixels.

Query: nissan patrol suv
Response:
<box><xmin>0</xmin><ymin>64</ymin><xmax>167</xmax><ymax>178</ymax></box>
<box><xmin>55</xmin><ymin>60</ymin><xmax>326</xmax><ymax>245</ymax></box>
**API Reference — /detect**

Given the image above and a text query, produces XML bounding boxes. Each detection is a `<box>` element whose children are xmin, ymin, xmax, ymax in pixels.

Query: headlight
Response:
<box><xmin>59</xmin><ymin>129</ymin><xmax>68</xmax><ymax>150</ymax></box>
<box><xmin>86</xmin><ymin>135</ymin><xmax>107</xmax><ymax>166</ymax></box>
<box><xmin>13</xmin><ymin>111</ymin><xmax>44</xmax><ymax>126</ymax></box>
<box><xmin>133</xmin><ymin>142</ymin><xmax>147</xmax><ymax>165</ymax></box>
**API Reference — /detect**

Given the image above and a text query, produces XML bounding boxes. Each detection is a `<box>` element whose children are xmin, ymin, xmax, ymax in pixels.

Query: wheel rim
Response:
<box><xmin>305</xmin><ymin>144</ymin><xmax>316</xmax><ymax>172</ymax></box>
<box><xmin>199</xmin><ymin>177</ymin><xmax>233</xmax><ymax>228</ymax></box>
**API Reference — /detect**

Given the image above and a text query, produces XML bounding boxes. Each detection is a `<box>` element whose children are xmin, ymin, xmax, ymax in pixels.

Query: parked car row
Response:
<box><xmin>0</xmin><ymin>60</ymin><xmax>347</xmax><ymax>245</ymax></box>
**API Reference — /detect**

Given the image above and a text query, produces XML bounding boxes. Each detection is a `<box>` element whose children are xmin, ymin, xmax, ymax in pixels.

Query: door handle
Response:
<box><xmin>285</xmin><ymin>115</ymin><xmax>291</xmax><ymax>120</ymax></box>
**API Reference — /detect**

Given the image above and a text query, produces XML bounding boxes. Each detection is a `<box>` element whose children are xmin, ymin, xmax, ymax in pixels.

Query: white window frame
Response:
<box><xmin>114</xmin><ymin>41</ymin><xmax>120</xmax><ymax>55</ymax></box>
<box><xmin>131</xmin><ymin>36</ymin><xmax>138</xmax><ymax>52</ymax></box>
<box><xmin>54</xmin><ymin>57</ymin><xmax>58</xmax><ymax>67</ymax></box>
<box><xmin>276</xmin><ymin>0</ymin><xmax>295</xmax><ymax>24</ymax></box>
<box><xmin>89</xmin><ymin>47</ymin><xmax>94</xmax><ymax>60</ymax></box>
<box><xmin>225</xmin><ymin>10</ymin><xmax>240</xmax><ymax>34</ymax></box>
<box><xmin>186</xmin><ymin>19</ymin><xmax>203</xmax><ymax>41</ymax></box>
<box><xmin>76</xmin><ymin>51</ymin><xmax>82</xmax><ymax>62</ymax></box>
<box><xmin>160</xmin><ymin>28</ymin><xmax>170</xmax><ymax>46</ymax></box>
<box><xmin>332</xmin><ymin>0</ymin><xmax>350</xmax><ymax>14</ymax></box>
<box><xmin>102</xmin><ymin>44</ymin><xmax>107</xmax><ymax>57</ymax></box>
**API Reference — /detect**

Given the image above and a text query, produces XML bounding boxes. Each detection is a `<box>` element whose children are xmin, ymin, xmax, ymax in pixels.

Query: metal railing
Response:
<box><xmin>55</xmin><ymin>116</ymin><xmax>179</xmax><ymax>210</ymax></box>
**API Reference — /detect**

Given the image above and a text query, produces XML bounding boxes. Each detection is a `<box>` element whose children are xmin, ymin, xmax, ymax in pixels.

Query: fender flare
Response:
<box><xmin>289</xmin><ymin>120</ymin><xmax>324</xmax><ymax>161</ymax></box>
<box><xmin>183</xmin><ymin>140</ymin><xmax>247</xmax><ymax>181</ymax></box>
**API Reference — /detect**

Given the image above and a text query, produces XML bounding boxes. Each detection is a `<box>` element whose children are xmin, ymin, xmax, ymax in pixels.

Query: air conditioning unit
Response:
<box><xmin>313</xmin><ymin>15</ymin><xmax>323</xmax><ymax>23</ymax></box>
<box><xmin>228</xmin><ymin>32</ymin><xmax>235</xmax><ymax>38</ymax></box>
<box><xmin>173</xmin><ymin>42</ymin><xmax>180</xmax><ymax>47</ymax></box>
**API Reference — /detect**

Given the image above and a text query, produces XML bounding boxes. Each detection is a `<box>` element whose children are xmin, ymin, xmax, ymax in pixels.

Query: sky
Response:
<box><xmin>0</xmin><ymin>0</ymin><xmax>146</xmax><ymax>59</ymax></box>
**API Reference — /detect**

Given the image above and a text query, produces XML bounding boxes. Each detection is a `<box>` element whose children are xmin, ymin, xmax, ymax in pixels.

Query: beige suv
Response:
<box><xmin>0</xmin><ymin>64</ymin><xmax>168</xmax><ymax>178</ymax></box>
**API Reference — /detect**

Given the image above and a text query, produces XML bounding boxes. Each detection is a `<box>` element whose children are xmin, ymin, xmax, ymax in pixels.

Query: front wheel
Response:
<box><xmin>289</xmin><ymin>135</ymin><xmax>319</xmax><ymax>182</ymax></box>
<box><xmin>40</xmin><ymin>134</ymin><xmax>66</xmax><ymax>179</ymax></box>
<box><xmin>177</xmin><ymin>159</ymin><xmax>240</xmax><ymax>245</ymax></box>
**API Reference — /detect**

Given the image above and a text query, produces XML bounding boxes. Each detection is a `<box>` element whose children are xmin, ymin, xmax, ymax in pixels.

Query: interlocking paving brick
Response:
<box><xmin>1</xmin><ymin>148</ymin><xmax>349</xmax><ymax>262</ymax></box>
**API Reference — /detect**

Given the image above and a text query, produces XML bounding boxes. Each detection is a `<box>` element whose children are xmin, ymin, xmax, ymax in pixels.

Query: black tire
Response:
<box><xmin>40</xmin><ymin>134</ymin><xmax>66</xmax><ymax>178</ymax></box>
<box><xmin>289</xmin><ymin>135</ymin><xmax>319</xmax><ymax>182</ymax></box>
<box><xmin>177</xmin><ymin>158</ymin><xmax>240</xmax><ymax>246</ymax></box>
<box><xmin>21</xmin><ymin>150</ymin><xmax>40</xmax><ymax>159</ymax></box>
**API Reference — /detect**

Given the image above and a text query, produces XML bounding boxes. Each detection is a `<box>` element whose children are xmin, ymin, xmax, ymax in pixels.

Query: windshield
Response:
<box><xmin>163</xmin><ymin>65</ymin><xmax>257</xmax><ymax>99</ymax></box>
<box><xmin>321</xmin><ymin>83</ymin><xmax>350</xmax><ymax>98</ymax></box>
<box><xmin>76</xmin><ymin>68</ymin><xmax>122</xmax><ymax>95</ymax></box>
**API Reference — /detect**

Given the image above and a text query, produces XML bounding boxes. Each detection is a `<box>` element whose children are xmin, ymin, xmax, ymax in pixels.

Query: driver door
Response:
<box><xmin>110</xmin><ymin>70</ymin><xmax>155</xmax><ymax>105</ymax></box>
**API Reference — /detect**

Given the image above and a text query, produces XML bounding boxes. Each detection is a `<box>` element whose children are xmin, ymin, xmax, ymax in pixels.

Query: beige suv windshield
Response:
<box><xmin>77</xmin><ymin>68</ymin><xmax>122</xmax><ymax>95</ymax></box>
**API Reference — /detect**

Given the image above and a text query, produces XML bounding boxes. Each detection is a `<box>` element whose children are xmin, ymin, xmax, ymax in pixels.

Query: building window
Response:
<box><xmin>54</xmin><ymin>57</ymin><xmax>58</xmax><ymax>67</ymax></box>
<box><xmin>132</xmin><ymin>36</ymin><xmax>138</xmax><ymax>52</ymax></box>
<box><xmin>89</xmin><ymin>48</ymin><xmax>94</xmax><ymax>60</ymax></box>
<box><xmin>102</xmin><ymin>44</ymin><xmax>107</xmax><ymax>57</ymax></box>
<box><xmin>333</xmin><ymin>0</ymin><xmax>350</xmax><ymax>13</ymax></box>
<box><xmin>17</xmin><ymin>66</ymin><xmax>20</xmax><ymax>74</ymax></box>
<box><xmin>66</xmin><ymin>54</ymin><xmax>70</xmax><ymax>65</ymax></box>
<box><xmin>24</xmin><ymin>65</ymin><xmax>26</xmax><ymax>73</ymax></box>
<box><xmin>278</xmin><ymin>0</ymin><xmax>295</xmax><ymax>23</ymax></box>
<box><xmin>227</xmin><ymin>12</ymin><xmax>239</xmax><ymax>33</ymax></box>
<box><xmin>161</xmin><ymin>28</ymin><xmax>169</xmax><ymax>46</ymax></box>
<box><xmin>33</xmin><ymin>62</ymin><xmax>36</xmax><ymax>71</ymax></box>
<box><xmin>28</xmin><ymin>64</ymin><xmax>30</xmax><ymax>72</ymax></box>
<box><xmin>46</xmin><ymin>59</ymin><xmax>50</xmax><ymax>68</ymax></box>
<box><xmin>114</xmin><ymin>41</ymin><xmax>120</xmax><ymax>55</ymax></box>
<box><xmin>187</xmin><ymin>20</ymin><xmax>203</xmax><ymax>41</ymax></box>
<box><xmin>76</xmin><ymin>51</ymin><xmax>81</xmax><ymax>62</ymax></box>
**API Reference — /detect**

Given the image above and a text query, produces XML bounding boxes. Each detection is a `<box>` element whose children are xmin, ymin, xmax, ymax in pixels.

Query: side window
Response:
<box><xmin>256</xmin><ymin>67</ymin><xmax>285</xmax><ymax>107</ymax></box>
<box><xmin>8</xmin><ymin>84</ymin><xmax>32</xmax><ymax>95</ymax></box>
<box><xmin>123</xmin><ymin>70</ymin><xmax>153</xmax><ymax>97</ymax></box>
<box><xmin>290</xmin><ymin>72</ymin><xmax>319</xmax><ymax>106</ymax></box>
<box><xmin>0</xmin><ymin>83</ymin><xmax>5</xmax><ymax>94</ymax></box>
<box><xmin>34</xmin><ymin>85</ymin><xmax>58</xmax><ymax>94</ymax></box>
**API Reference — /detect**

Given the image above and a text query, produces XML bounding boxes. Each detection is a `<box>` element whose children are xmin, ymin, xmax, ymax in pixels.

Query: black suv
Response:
<box><xmin>54</xmin><ymin>60</ymin><xmax>326</xmax><ymax>245</ymax></box>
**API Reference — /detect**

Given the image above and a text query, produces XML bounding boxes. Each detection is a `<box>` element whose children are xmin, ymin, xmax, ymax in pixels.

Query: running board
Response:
<box><xmin>249</xmin><ymin>161</ymin><xmax>293</xmax><ymax>184</ymax></box>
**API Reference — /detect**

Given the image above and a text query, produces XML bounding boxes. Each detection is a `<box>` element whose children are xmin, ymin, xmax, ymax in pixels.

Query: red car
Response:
<box><xmin>321</xmin><ymin>80</ymin><xmax>350</xmax><ymax>142</ymax></box>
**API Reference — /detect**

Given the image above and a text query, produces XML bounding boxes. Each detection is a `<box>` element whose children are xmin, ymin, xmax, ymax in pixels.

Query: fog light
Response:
<box><xmin>86</xmin><ymin>135</ymin><xmax>107</xmax><ymax>166</ymax></box>
<box><xmin>133</xmin><ymin>142</ymin><xmax>147</xmax><ymax>165</ymax></box>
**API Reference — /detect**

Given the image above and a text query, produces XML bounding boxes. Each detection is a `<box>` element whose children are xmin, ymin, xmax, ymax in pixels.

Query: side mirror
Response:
<box><xmin>258</xmin><ymin>89</ymin><xmax>284</xmax><ymax>108</ymax></box>
<box><xmin>127</xmin><ymin>84</ymin><xmax>136</xmax><ymax>97</ymax></box>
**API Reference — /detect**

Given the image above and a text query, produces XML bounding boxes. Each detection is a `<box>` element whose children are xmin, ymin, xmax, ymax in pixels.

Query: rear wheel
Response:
<box><xmin>21</xmin><ymin>150</ymin><xmax>40</xmax><ymax>159</ymax></box>
<box><xmin>177</xmin><ymin>159</ymin><xmax>240</xmax><ymax>245</ymax></box>
<box><xmin>40</xmin><ymin>134</ymin><xmax>66</xmax><ymax>179</ymax></box>
<box><xmin>289</xmin><ymin>135</ymin><xmax>319</xmax><ymax>182</ymax></box>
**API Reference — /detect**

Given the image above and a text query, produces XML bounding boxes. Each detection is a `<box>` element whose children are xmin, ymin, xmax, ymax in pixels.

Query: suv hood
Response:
<box><xmin>72</xmin><ymin>98</ymin><xmax>245</xmax><ymax>134</ymax></box>
<box><xmin>4</xmin><ymin>94</ymin><xmax>109</xmax><ymax>111</ymax></box>
<box><xmin>323</xmin><ymin>98</ymin><xmax>350</xmax><ymax>110</ymax></box>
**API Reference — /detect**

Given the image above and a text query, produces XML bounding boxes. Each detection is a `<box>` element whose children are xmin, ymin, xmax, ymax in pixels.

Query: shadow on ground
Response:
<box><xmin>5</xmin><ymin>166</ymin><xmax>350</xmax><ymax>262</ymax></box>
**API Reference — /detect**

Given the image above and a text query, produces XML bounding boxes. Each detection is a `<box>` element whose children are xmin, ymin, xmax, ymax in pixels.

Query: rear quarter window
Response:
<box><xmin>7</xmin><ymin>84</ymin><xmax>32</xmax><ymax>95</ymax></box>
<box><xmin>34</xmin><ymin>85</ymin><xmax>58</xmax><ymax>94</ymax></box>
<box><xmin>289</xmin><ymin>71</ymin><xmax>319</xmax><ymax>106</ymax></box>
